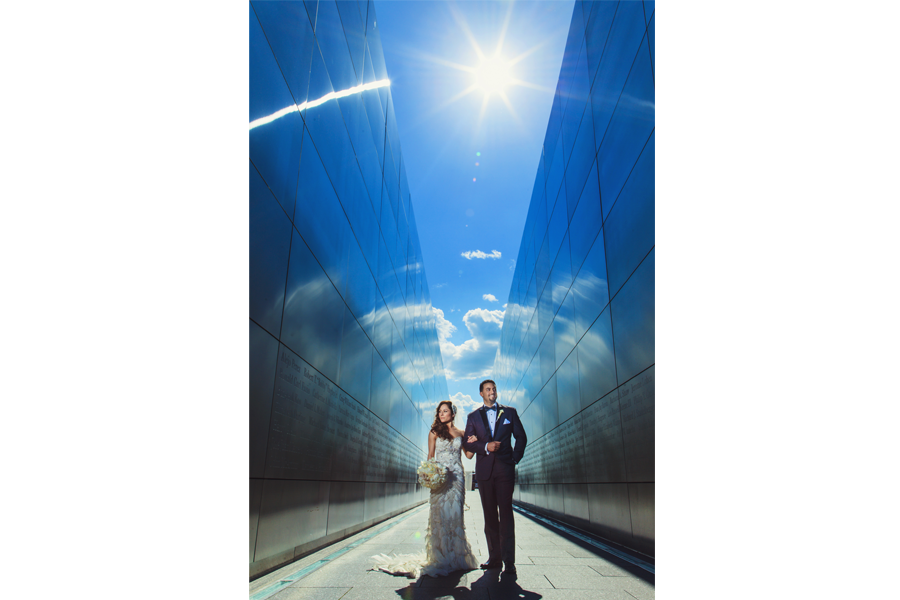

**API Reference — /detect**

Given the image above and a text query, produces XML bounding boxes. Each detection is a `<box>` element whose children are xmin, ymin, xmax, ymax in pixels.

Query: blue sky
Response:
<box><xmin>374</xmin><ymin>1</ymin><xmax>575</xmax><ymax>425</ymax></box>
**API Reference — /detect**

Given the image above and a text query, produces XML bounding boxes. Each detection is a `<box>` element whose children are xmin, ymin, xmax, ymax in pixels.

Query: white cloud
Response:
<box><xmin>432</xmin><ymin>307</ymin><xmax>457</xmax><ymax>343</ymax></box>
<box><xmin>482</xmin><ymin>294</ymin><xmax>498</xmax><ymax>303</ymax></box>
<box><xmin>461</xmin><ymin>249</ymin><xmax>502</xmax><ymax>260</ymax></box>
<box><xmin>509</xmin><ymin>259</ymin><xmax>516</xmax><ymax>271</ymax></box>
<box><xmin>433</xmin><ymin>282</ymin><xmax>447</xmax><ymax>288</ymax></box>
<box><xmin>449</xmin><ymin>392</ymin><xmax>482</xmax><ymax>417</ymax></box>
<box><xmin>437</xmin><ymin>306</ymin><xmax>505</xmax><ymax>381</ymax></box>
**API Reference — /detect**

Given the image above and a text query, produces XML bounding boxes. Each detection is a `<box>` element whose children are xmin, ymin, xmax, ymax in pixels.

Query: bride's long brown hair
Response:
<box><xmin>430</xmin><ymin>400</ymin><xmax>455</xmax><ymax>441</ymax></box>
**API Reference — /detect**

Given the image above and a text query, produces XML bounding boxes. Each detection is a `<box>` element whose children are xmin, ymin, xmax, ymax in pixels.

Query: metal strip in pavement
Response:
<box><xmin>250</xmin><ymin>504</ymin><xmax>427</xmax><ymax>600</ymax></box>
<box><xmin>513</xmin><ymin>505</ymin><xmax>655</xmax><ymax>574</ymax></box>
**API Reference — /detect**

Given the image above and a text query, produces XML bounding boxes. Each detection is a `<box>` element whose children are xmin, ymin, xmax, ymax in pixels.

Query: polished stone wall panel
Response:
<box><xmin>556</xmin><ymin>349</ymin><xmax>581</xmax><ymax>425</ymax></box>
<box><xmin>250</xmin><ymin>479</ymin><xmax>263</xmax><ymax>562</ymax></box>
<box><xmin>628</xmin><ymin>483</ymin><xmax>654</xmax><ymax>555</ymax></box>
<box><xmin>565</xmin><ymin>107</ymin><xmax>596</xmax><ymax>220</ymax></box>
<box><xmin>595</xmin><ymin>34</ymin><xmax>654</xmax><ymax>224</ymax></box>
<box><xmin>496</xmin><ymin>0</ymin><xmax>653</xmax><ymax>557</ymax></box>
<box><xmin>252</xmin><ymin>1</ymin><xmax>315</xmax><ymax>110</ymax></box>
<box><xmin>570</xmin><ymin>228</ymin><xmax>609</xmax><ymax>342</ymax></box>
<box><xmin>563</xmin><ymin>484</ymin><xmax>590</xmax><ymax>523</ymax></box>
<box><xmin>604</xmin><ymin>131</ymin><xmax>655</xmax><ymax>298</ymax></box>
<box><xmin>295</xmin><ymin>127</ymin><xmax>353</xmax><ymax>297</ymax></box>
<box><xmin>620</xmin><ymin>366</ymin><xmax>655</xmax><ymax>482</ymax></box>
<box><xmin>315</xmin><ymin>1</ymin><xmax>356</xmax><ymax>92</ymax></box>
<box><xmin>250</xmin><ymin>0</ymin><xmax>441</xmax><ymax>577</ymax></box>
<box><xmin>576</xmin><ymin>306</ymin><xmax>617</xmax><ymax>410</ymax></box>
<box><xmin>553</xmin><ymin>295</ymin><xmax>575</xmax><ymax>373</ymax></box>
<box><xmin>249</xmin><ymin>163</ymin><xmax>292</xmax><ymax>338</ymax></box>
<box><xmin>588</xmin><ymin>483</ymin><xmax>633</xmax><ymax>541</ymax></box>
<box><xmin>255</xmin><ymin>479</ymin><xmax>330</xmax><ymax>562</ymax></box>
<box><xmin>569</xmin><ymin>161</ymin><xmax>601</xmax><ymax>277</ymax></box>
<box><xmin>337</xmin><ymin>308</ymin><xmax>372</xmax><ymax>410</ymax></box>
<box><xmin>589</xmin><ymin>3</ymin><xmax>646</xmax><ymax>172</ymax></box>
<box><xmin>364</xmin><ymin>481</ymin><xmax>386</xmax><ymax>522</ymax></box>
<box><xmin>611</xmin><ymin>249</ymin><xmax>654</xmax><ymax>386</ymax></box>
<box><xmin>250</xmin><ymin>320</ymin><xmax>280</xmax><ymax>478</ymax></box>
<box><xmin>280</xmin><ymin>228</ymin><xmax>345</xmax><ymax>383</ymax></box>
<box><xmin>327</xmin><ymin>481</ymin><xmax>366</xmax><ymax>534</ymax></box>
<box><xmin>581</xmin><ymin>388</ymin><xmax>627</xmax><ymax>482</ymax></box>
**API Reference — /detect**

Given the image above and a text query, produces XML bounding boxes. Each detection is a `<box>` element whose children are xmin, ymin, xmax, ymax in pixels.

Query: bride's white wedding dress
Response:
<box><xmin>372</xmin><ymin>435</ymin><xmax>479</xmax><ymax>578</ymax></box>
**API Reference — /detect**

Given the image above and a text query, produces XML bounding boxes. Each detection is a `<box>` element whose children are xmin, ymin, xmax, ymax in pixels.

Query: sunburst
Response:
<box><xmin>410</xmin><ymin>2</ymin><xmax>558</xmax><ymax>133</ymax></box>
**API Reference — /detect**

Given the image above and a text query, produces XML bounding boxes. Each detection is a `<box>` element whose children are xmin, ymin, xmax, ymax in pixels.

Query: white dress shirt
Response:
<box><xmin>484</xmin><ymin>404</ymin><xmax>499</xmax><ymax>454</ymax></box>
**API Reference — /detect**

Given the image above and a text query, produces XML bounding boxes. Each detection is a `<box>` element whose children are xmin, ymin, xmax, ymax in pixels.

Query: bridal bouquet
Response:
<box><xmin>417</xmin><ymin>458</ymin><xmax>448</xmax><ymax>490</ymax></box>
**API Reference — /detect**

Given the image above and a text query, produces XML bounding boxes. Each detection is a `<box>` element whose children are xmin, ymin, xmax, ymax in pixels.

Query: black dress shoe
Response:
<box><xmin>503</xmin><ymin>564</ymin><xmax>516</xmax><ymax>574</ymax></box>
<box><xmin>480</xmin><ymin>560</ymin><xmax>501</xmax><ymax>569</ymax></box>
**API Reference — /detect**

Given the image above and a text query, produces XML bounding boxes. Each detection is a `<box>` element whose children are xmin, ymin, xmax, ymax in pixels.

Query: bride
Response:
<box><xmin>372</xmin><ymin>400</ymin><xmax>481</xmax><ymax>578</ymax></box>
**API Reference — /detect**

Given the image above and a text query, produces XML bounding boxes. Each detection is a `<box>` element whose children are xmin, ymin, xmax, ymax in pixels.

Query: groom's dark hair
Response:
<box><xmin>479</xmin><ymin>379</ymin><xmax>496</xmax><ymax>392</ymax></box>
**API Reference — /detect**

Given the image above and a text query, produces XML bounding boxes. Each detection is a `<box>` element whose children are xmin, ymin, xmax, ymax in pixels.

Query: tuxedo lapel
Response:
<box><xmin>479</xmin><ymin>409</ymin><xmax>493</xmax><ymax>441</ymax></box>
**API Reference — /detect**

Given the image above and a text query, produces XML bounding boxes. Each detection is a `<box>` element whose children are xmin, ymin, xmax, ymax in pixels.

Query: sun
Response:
<box><xmin>473</xmin><ymin>55</ymin><xmax>512</xmax><ymax>97</ymax></box>
<box><xmin>409</xmin><ymin>2</ymin><xmax>555</xmax><ymax>131</ymax></box>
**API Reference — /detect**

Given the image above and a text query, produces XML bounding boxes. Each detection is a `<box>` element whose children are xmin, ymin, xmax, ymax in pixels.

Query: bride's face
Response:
<box><xmin>438</xmin><ymin>405</ymin><xmax>452</xmax><ymax>423</ymax></box>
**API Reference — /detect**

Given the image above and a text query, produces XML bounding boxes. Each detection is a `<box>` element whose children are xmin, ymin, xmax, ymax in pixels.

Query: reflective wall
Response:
<box><xmin>250</xmin><ymin>0</ymin><xmax>449</xmax><ymax>577</ymax></box>
<box><xmin>494</xmin><ymin>1</ymin><xmax>655</xmax><ymax>557</ymax></box>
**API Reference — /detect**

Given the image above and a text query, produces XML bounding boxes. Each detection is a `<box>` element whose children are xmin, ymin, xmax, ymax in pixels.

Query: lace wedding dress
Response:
<box><xmin>372</xmin><ymin>436</ymin><xmax>479</xmax><ymax>578</ymax></box>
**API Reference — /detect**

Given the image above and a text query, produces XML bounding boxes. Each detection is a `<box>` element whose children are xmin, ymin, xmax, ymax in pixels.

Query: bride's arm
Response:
<box><xmin>463</xmin><ymin>433</ymin><xmax>476</xmax><ymax>459</ymax></box>
<box><xmin>427</xmin><ymin>430</ymin><xmax>436</xmax><ymax>460</ymax></box>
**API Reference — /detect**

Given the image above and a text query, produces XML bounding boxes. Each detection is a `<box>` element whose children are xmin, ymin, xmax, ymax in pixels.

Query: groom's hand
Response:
<box><xmin>486</xmin><ymin>441</ymin><xmax>501</xmax><ymax>452</ymax></box>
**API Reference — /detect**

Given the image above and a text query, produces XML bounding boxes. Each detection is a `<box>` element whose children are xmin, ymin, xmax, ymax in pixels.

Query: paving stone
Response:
<box><xmin>542</xmin><ymin>565</ymin><xmax>629</xmax><ymax>589</ymax></box>
<box><xmin>341</xmin><ymin>586</ymin><xmax>491</xmax><ymax>600</ymax></box>
<box><xmin>469</xmin><ymin>568</ymin><xmax>555</xmax><ymax>590</ymax></box>
<box><xmin>522</xmin><ymin>547</ymin><xmax>577</xmax><ymax>557</ymax></box>
<box><xmin>418</xmin><ymin>571</ymin><xmax>474</xmax><ymax>588</ymax></box>
<box><xmin>619</xmin><ymin>577</ymin><xmax>656</xmax><ymax>600</ymax></box>
<box><xmin>268</xmin><ymin>587</ymin><xmax>351</xmax><ymax>600</ymax></box>
<box><xmin>286</xmin><ymin>567</ymin><xmax>365</xmax><ymax>588</ymax></box>
<box><xmin>528</xmin><ymin>556</ymin><xmax>635</xmax><ymax>576</ymax></box>
<box><xmin>565</xmin><ymin>547</ymin><xmax>610</xmax><ymax>558</ymax></box>
<box><xmin>511</xmin><ymin>589</ymin><xmax>637</xmax><ymax>600</ymax></box>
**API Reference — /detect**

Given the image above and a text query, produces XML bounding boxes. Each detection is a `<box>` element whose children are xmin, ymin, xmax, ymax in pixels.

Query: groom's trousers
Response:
<box><xmin>478</xmin><ymin>464</ymin><xmax>516</xmax><ymax>565</ymax></box>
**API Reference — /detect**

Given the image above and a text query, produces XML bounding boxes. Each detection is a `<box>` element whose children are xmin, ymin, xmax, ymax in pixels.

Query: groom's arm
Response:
<box><xmin>462</xmin><ymin>415</ymin><xmax>489</xmax><ymax>456</ymax></box>
<box><xmin>510</xmin><ymin>409</ymin><xmax>527</xmax><ymax>464</ymax></box>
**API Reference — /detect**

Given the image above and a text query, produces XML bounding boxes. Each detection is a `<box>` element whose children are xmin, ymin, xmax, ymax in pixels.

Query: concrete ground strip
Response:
<box><xmin>250</xmin><ymin>493</ymin><xmax>654</xmax><ymax>600</ymax></box>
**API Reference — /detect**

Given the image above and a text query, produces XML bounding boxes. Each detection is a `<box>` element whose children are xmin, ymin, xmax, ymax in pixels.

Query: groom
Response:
<box><xmin>462</xmin><ymin>379</ymin><xmax>527</xmax><ymax>575</ymax></box>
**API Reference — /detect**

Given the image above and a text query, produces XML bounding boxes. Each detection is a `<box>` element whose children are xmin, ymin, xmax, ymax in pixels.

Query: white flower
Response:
<box><xmin>417</xmin><ymin>458</ymin><xmax>448</xmax><ymax>490</ymax></box>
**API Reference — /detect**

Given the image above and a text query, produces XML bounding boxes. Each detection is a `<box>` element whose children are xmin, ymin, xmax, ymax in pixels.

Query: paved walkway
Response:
<box><xmin>250</xmin><ymin>492</ymin><xmax>654</xmax><ymax>600</ymax></box>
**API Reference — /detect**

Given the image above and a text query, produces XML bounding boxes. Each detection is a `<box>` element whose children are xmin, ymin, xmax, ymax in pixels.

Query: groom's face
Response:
<box><xmin>480</xmin><ymin>382</ymin><xmax>497</xmax><ymax>404</ymax></box>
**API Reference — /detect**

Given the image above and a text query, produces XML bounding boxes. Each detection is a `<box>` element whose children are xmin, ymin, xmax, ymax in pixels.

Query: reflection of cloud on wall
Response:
<box><xmin>437</xmin><ymin>307</ymin><xmax>505</xmax><ymax>381</ymax></box>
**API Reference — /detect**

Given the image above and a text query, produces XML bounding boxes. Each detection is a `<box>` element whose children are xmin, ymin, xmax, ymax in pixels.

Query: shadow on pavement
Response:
<box><xmin>390</xmin><ymin>568</ymin><xmax>544</xmax><ymax>600</ymax></box>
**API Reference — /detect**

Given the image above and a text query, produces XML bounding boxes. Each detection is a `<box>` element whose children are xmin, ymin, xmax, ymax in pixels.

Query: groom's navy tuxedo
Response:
<box><xmin>462</xmin><ymin>403</ymin><xmax>526</xmax><ymax>567</ymax></box>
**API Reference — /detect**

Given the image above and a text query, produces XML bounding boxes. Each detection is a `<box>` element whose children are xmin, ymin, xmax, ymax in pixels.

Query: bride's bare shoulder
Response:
<box><xmin>450</xmin><ymin>426</ymin><xmax>465</xmax><ymax>438</ymax></box>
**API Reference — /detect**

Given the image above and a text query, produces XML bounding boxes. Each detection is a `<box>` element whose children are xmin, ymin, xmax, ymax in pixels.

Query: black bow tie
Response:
<box><xmin>484</xmin><ymin>406</ymin><xmax>497</xmax><ymax>411</ymax></box>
